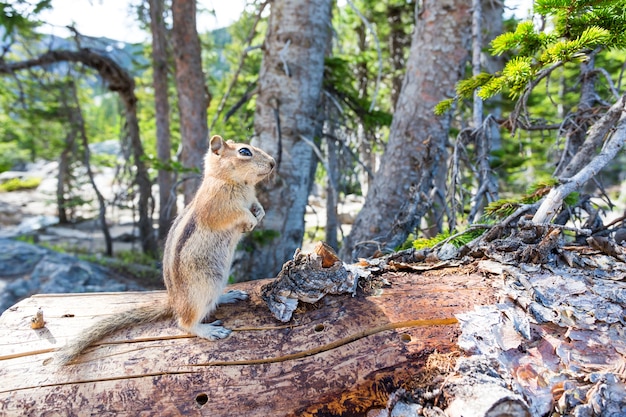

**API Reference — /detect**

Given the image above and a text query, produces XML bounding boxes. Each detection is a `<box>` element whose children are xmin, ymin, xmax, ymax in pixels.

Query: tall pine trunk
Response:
<box><xmin>149</xmin><ymin>0</ymin><xmax>176</xmax><ymax>243</ymax></box>
<box><xmin>233</xmin><ymin>0</ymin><xmax>333</xmax><ymax>281</ymax></box>
<box><xmin>341</xmin><ymin>0</ymin><xmax>472</xmax><ymax>261</ymax></box>
<box><xmin>171</xmin><ymin>0</ymin><xmax>209</xmax><ymax>204</ymax></box>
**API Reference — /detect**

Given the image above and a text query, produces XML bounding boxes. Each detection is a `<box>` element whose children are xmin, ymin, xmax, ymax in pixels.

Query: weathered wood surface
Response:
<box><xmin>0</xmin><ymin>270</ymin><xmax>496</xmax><ymax>416</ymax></box>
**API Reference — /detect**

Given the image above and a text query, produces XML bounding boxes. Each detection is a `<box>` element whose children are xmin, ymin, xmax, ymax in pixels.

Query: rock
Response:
<box><xmin>0</xmin><ymin>238</ymin><xmax>148</xmax><ymax>312</ymax></box>
<box><xmin>0</xmin><ymin>215</ymin><xmax>58</xmax><ymax>238</ymax></box>
<box><xmin>0</xmin><ymin>171</ymin><xmax>31</xmax><ymax>182</ymax></box>
<box><xmin>0</xmin><ymin>239</ymin><xmax>47</xmax><ymax>276</ymax></box>
<box><xmin>338</xmin><ymin>212</ymin><xmax>356</xmax><ymax>225</ymax></box>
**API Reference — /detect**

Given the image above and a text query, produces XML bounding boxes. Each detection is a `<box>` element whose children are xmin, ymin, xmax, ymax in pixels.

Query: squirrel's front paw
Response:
<box><xmin>241</xmin><ymin>221</ymin><xmax>257</xmax><ymax>233</ymax></box>
<box><xmin>241</xmin><ymin>213</ymin><xmax>258</xmax><ymax>233</ymax></box>
<box><xmin>250</xmin><ymin>202</ymin><xmax>265</xmax><ymax>222</ymax></box>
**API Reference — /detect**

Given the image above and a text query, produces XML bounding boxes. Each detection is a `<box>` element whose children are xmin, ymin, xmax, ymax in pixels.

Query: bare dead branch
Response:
<box><xmin>533</xmin><ymin>94</ymin><xmax>626</xmax><ymax>224</ymax></box>
<box><xmin>590</xmin><ymin>67</ymin><xmax>621</xmax><ymax>100</ymax></box>
<box><xmin>511</xmin><ymin>61</ymin><xmax>564</xmax><ymax>132</ymax></box>
<box><xmin>223</xmin><ymin>84</ymin><xmax>258</xmax><ymax>122</ymax></box>
<box><xmin>322</xmin><ymin>132</ymin><xmax>375</xmax><ymax>179</ymax></box>
<box><xmin>299</xmin><ymin>135</ymin><xmax>339</xmax><ymax>209</ymax></box>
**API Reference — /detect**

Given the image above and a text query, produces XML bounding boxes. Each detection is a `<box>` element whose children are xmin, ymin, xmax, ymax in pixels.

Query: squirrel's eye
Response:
<box><xmin>238</xmin><ymin>148</ymin><xmax>253</xmax><ymax>157</ymax></box>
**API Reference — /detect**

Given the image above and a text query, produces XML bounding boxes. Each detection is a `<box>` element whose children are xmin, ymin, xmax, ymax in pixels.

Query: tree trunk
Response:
<box><xmin>233</xmin><ymin>0</ymin><xmax>333</xmax><ymax>281</ymax></box>
<box><xmin>120</xmin><ymin>79</ymin><xmax>157</xmax><ymax>258</ymax></box>
<box><xmin>472</xmin><ymin>0</ymin><xmax>483</xmax><ymax>129</ymax></box>
<box><xmin>171</xmin><ymin>0</ymin><xmax>209</xmax><ymax>204</ymax></box>
<box><xmin>387</xmin><ymin>2</ymin><xmax>413</xmax><ymax>112</ymax></box>
<box><xmin>466</xmin><ymin>0</ymin><xmax>504</xmax><ymax>225</ymax></box>
<box><xmin>57</xmin><ymin>119</ymin><xmax>75</xmax><ymax>225</ymax></box>
<box><xmin>149</xmin><ymin>0</ymin><xmax>176</xmax><ymax>243</ymax></box>
<box><xmin>355</xmin><ymin>20</ymin><xmax>375</xmax><ymax>197</ymax></box>
<box><xmin>324</xmin><ymin>119</ymin><xmax>340</xmax><ymax>252</ymax></box>
<box><xmin>68</xmin><ymin>83</ymin><xmax>114</xmax><ymax>257</ymax></box>
<box><xmin>341</xmin><ymin>0</ymin><xmax>472</xmax><ymax>261</ymax></box>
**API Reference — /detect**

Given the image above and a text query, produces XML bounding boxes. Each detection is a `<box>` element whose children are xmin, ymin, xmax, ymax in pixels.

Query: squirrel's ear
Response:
<box><xmin>210</xmin><ymin>135</ymin><xmax>224</xmax><ymax>155</ymax></box>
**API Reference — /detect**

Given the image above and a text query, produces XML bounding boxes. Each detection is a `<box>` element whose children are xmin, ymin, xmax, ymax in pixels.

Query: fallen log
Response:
<box><xmin>0</xmin><ymin>269</ymin><xmax>497</xmax><ymax>416</ymax></box>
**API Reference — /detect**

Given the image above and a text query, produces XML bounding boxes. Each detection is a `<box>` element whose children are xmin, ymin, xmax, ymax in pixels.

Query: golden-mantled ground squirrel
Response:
<box><xmin>56</xmin><ymin>135</ymin><xmax>275</xmax><ymax>365</ymax></box>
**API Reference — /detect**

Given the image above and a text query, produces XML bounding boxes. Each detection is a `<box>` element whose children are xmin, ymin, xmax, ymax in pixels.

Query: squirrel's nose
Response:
<box><xmin>270</xmin><ymin>159</ymin><xmax>276</xmax><ymax>170</ymax></box>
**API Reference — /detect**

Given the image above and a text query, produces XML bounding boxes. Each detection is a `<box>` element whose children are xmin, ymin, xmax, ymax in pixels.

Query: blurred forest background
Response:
<box><xmin>1</xmin><ymin>0</ymin><xmax>626</xmax><ymax>281</ymax></box>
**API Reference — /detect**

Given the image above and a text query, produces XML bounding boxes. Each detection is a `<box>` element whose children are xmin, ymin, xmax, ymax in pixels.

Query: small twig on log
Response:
<box><xmin>30</xmin><ymin>308</ymin><xmax>45</xmax><ymax>330</ymax></box>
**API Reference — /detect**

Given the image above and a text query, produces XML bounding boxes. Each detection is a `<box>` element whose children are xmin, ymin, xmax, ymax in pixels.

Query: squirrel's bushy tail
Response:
<box><xmin>55</xmin><ymin>303</ymin><xmax>172</xmax><ymax>365</ymax></box>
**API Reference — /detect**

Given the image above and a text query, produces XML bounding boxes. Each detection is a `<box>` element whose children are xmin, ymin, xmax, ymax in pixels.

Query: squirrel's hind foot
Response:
<box><xmin>190</xmin><ymin>321</ymin><xmax>232</xmax><ymax>340</ymax></box>
<box><xmin>218</xmin><ymin>290</ymin><xmax>249</xmax><ymax>304</ymax></box>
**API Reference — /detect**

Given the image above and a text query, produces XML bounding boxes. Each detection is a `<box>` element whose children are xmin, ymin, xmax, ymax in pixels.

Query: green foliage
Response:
<box><xmin>78</xmin><ymin>251</ymin><xmax>162</xmax><ymax>286</ymax></box>
<box><xmin>452</xmin><ymin>228</ymin><xmax>487</xmax><ymax>246</ymax></box>
<box><xmin>434</xmin><ymin>98</ymin><xmax>455</xmax><ymax>116</ymax></box>
<box><xmin>249</xmin><ymin>229</ymin><xmax>280</xmax><ymax>246</ymax></box>
<box><xmin>484</xmin><ymin>199</ymin><xmax>521</xmax><ymax>219</ymax></box>
<box><xmin>240</xmin><ymin>229</ymin><xmax>281</xmax><ymax>253</ymax></box>
<box><xmin>0</xmin><ymin>176</ymin><xmax>41</xmax><ymax>192</ymax></box>
<box><xmin>411</xmin><ymin>228</ymin><xmax>486</xmax><ymax>250</ymax></box>
<box><xmin>143</xmin><ymin>153</ymin><xmax>200</xmax><ymax>175</ymax></box>
<box><xmin>113</xmin><ymin>250</ymin><xmax>160</xmax><ymax>268</ymax></box>
<box><xmin>491</xmin><ymin>20</ymin><xmax>557</xmax><ymax>57</ymax></box>
<box><xmin>14</xmin><ymin>234</ymin><xmax>36</xmax><ymax>244</ymax></box>
<box><xmin>484</xmin><ymin>179</ymin><xmax>580</xmax><ymax>220</ymax></box>
<box><xmin>323</xmin><ymin>56</ymin><xmax>393</xmax><ymax>129</ymax></box>
<box><xmin>0</xmin><ymin>143</ymin><xmax>29</xmax><ymax>172</ymax></box>
<box><xmin>437</xmin><ymin>0</ymin><xmax>626</xmax><ymax>227</ymax></box>
<box><xmin>456</xmin><ymin>72</ymin><xmax>494</xmax><ymax>100</ymax></box>
<box><xmin>412</xmin><ymin>232</ymin><xmax>451</xmax><ymax>250</ymax></box>
<box><xmin>90</xmin><ymin>153</ymin><xmax>118</xmax><ymax>168</ymax></box>
<box><xmin>438</xmin><ymin>0</ymin><xmax>626</xmax><ymax>107</ymax></box>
